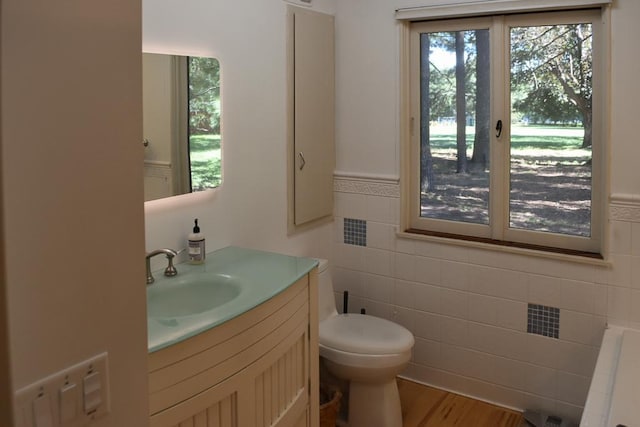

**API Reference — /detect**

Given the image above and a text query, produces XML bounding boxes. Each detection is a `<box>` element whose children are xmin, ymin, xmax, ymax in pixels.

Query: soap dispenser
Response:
<box><xmin>188</xmin><ymin>219</ymin><xmax>206</xmax><ymax>264</ymax></box>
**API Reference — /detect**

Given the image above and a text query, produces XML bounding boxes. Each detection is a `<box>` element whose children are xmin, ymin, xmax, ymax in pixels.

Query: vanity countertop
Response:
<box><xmin>147</xmin><ymin>246</ymin><xmax>318</xmax><ymax>353</ymax></box>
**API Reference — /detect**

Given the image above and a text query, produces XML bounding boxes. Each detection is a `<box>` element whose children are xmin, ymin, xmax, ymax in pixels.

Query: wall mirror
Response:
<box><xmin>143</xmin><ymin>53</ymin><xmax>222</xmax><ymax>202</ymax></box>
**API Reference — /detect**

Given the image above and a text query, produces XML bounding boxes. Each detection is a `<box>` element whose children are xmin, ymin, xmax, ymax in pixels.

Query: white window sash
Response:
<box><xmin>395</xmin><ymin>0</ymin><xmax>611</xmax><ymax>21</ymax></box>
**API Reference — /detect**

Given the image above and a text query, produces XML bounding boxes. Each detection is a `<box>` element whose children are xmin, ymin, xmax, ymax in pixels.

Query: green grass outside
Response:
<box><xmin>189</xmin><ymin>134</ymin><xmax>221</xmax><ymax>191</ymax></box>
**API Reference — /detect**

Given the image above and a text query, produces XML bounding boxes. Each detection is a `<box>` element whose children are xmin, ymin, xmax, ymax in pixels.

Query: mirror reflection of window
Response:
<box><xmin>142</xmin><ymin>53</ymin><xmax>222</xmax><ymax>202</ymax></box>
<box><xmin>187</xmin><ymin>57</ymin><xmax>222</xmax><ymax>192</ymax></box>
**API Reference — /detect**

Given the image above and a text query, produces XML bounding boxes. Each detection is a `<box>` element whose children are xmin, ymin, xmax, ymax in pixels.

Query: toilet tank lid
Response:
<box><xmin>316</xmin><ymin>258</ymin><xmax>329</xmax><ymax>273</ymax></box>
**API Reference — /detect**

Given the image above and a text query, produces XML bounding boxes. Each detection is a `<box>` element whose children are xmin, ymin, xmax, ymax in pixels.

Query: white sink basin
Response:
<box><xmin>147</xmin><ymin>274</ymin><xmax>241</xmax><ymax>318</ymax></box>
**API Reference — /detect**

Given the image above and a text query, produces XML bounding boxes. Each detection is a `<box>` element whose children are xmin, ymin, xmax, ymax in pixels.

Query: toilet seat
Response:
<box><xmin>319</xmin><ymin>314</ymin><xmax>414</xmax><ymax>355</ymax></box>
<box><xmin>319</xmin><ymin>343</ymin><xmax>412</xmax><ymax>369</ymax></box>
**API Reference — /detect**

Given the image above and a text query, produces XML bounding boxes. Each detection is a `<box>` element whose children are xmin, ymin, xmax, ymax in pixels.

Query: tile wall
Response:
<box><xmin>331</xmin><ymin>176</ymin><xmax>640</xmax><ymax>424</ymax></box>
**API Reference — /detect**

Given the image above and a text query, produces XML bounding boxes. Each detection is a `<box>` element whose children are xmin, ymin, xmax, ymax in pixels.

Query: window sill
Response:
<box><xmin>398</xmin><ymin>228</ymin><xmax>610</xmax><ymax>267</ymax></box>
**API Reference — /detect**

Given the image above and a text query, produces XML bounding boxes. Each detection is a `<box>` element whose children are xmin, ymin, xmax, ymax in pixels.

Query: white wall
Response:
<box><xmin>143</xmin><ymin>0</ymin><xmax>337</xmax><ymax>263</ymax></box>
<box><xmin>330</xmin><ymin>0</ymin><xmax>640</xmax><ymax>424</ymax></box>
<box><xmin>2</xmin><ymin>0</ymin><xmax>149</xmax><ymax>425</ymax></box>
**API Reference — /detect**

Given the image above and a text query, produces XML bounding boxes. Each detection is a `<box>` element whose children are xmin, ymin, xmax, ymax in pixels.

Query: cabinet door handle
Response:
<box><xmin>298</xmin><ymin>152</ymin><xmax>306</xmax><ymax>170</ymax></box>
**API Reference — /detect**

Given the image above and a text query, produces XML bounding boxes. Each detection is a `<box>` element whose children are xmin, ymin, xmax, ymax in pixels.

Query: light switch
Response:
<box><xmin>33</xmin><ymin>394</ymin><xmax>54</xmax><ymax>427</ymax></box>
<box><xmin>15</xmin><ymin>352</ymin><xmax>109</xmax><ymax>427</ymax></box>
<box><xmin>59</xmin><ymin>382</ymin><xmax>78</xmax><ymax>422</ymax></box>
<box><xmin>83</xmin><ymin>371</ymin><xmax>102</xmax><ymax>414</ymax></box>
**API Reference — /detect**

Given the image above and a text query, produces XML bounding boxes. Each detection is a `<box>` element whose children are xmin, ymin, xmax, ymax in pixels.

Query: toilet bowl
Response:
<box><xmin>317</xmin><ymin>259</ymin><xmax>414</xmax><ymax>427</ymax></box>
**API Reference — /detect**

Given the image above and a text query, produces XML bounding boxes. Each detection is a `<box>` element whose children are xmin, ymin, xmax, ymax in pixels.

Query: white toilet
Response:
<box><xmin>317</xmin><ymin>259</ymin><xmax>415</xmax><ymax>427</ymax></box>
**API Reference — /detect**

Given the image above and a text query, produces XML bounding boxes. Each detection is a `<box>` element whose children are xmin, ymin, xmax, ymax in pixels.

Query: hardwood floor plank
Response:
<box><xmin>398</xmin><ymin>380</ymin><xmax>448</xmax><ymax>427</ymax></box>
<box><xmin>398</xmin><ymin>379</ymin><xmax>523</xmax><ymax>427</ymax></box>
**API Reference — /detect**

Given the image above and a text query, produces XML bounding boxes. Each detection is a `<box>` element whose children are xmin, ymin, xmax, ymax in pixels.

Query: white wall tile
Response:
<box><xmin>334</xmin><ymin>243</ymin><xmax>366</xmax><ymax>270</ymax></box>
<box><xmin>335</xmin><ymin>192</ymin><xmax>368</xmax><ymax>219</ymax></box>
<box><xmin>468</xmin><ymin>322</ymin><xmax>529</xmax><ymax>361</ymax></box>
<box><xmin>365</xmin><ymin>247</ymin><xmax>394</xmax><ymax>277</ymax></box>
<box><xmin>468</xmin><ymin>294</ymin><xmax>527</xmax><ymax>332</ymax></box>
<box><xmin>535</xmin><ymin>258</ymin><xmax>596</xmax><ymax>283</ymax></box>
<box><xmin>526</xmin><ymin>334</ymin><xmax>561</xmax><ymax>369</ymax></box>
<box><xmin>414</xmin><ymin>255</ymin><xmax>441</xmax><ymax>286</ymax></box>
<box><xmin>441</xmin><ymin>260</ymin><xmax>469</xmax><ymax>291</ymax></box>
<box><xmin>414</xmin><ymin>282</ymin><xmax>441</xmax><ymax>314</ymax></box>
<box><xmin>560</xmin><ymin>279</ymin><xmax>595</xmax><ymax>313</ymax></box>
<box><xmin>391</xmin><ymin>306</ymin><xmax>416</xmax><ymax>332</ymax></box>
<box><xmin>394</xmin><ymin>236</ymin><xmax>415</xmax><ymax>254</ymax></box>
<box><xmin>468</xmin><ymin>294</ymin><xmax>498</xmax><ymax>325</ymax></box>
<box><xmin>366</xmin><ymin>221</ymin><xmax>394</xmax><ymax>250</ymax></box>
<box><xmin>593</xmin><ymin>283</ymin><xmax>608</xmax><ymax>316</ymax></box>
<box><xmin>467</xmin><ymin>265</ymin><xmax>498</xmax><ymax>296</ymax></box>
<box><xmin>440</xmin><ymin>288</ymin><xmax>468</xmax><ymax>319</ymax></box>
<box><xmin>346</xmin><ymin>296</ymin><xmax>363</xmax><ymax>315</ymax></box>
<box><xmin>629</xmin><ymin>289</ymin><xmax>640</xmax><ymax>323</ymax></box>
<box><xmin>332</xmin><ymin>266</ymin><xmax>364</xmax><ymax>296</ymax></box>
<box><xmin>631</xmin><ymin>257</ymin><xmax>640</xmax><ymax>290</ymax></box>
<box><xmin>523</xmin><ymin>363</ymin><xmax>558</xmax><ymax>399</ymax></box>
<box><xmin>595</xmin><ymin>254</ymin><xmax>632</xmax><ymax>287</ymax></box>
<box><xmin>528</xmin><ymin>274</ymin><xmax>562</xmax><ymax>306</ymax></box>
<box><xmin>394</xmin><ymin>279</ymin><xmax>418</xmax><ymax>309</ymax></box>
<box><xmin>414</xmin><ymin>310</ymin><xmax>442</xmax><ymax>341</ymax></box>
<box><xmin>607</xmin><ymin>285</ymin><xmax>631</xmax><ymax>321</ymax></box>
<box><xmin>496</xmin><ymin>299</ymin><xmax>527</xmax><ymax>331</ymax></box>
<box><xmin>414</xmin><ymin>240</ymin><xmax>443</xmax><ymax>258</ymax></box>
<box><xmin>364</xmin><ymin>300</ymin><xmax>393</xmax><ymax>319</ymax></box>
<box><xmin>440</xmin><ymin>316</ymin><xmax>468</xmax><ymax>347</ymax></box>
<box><xmin>365</xmin><ymin>195</ymin><xmax>397</xmax><ymax>224</ymax></box>
<box><xmin>491</xmin><ymin>357</ymin><xmax>527</xmax><ymax>390</ymax></box>
<box><xmin>632</xmin><ymin>222</ymin><xmax>640</xmax><ymax>256</ymax></box>
<box><xmin>560</xmin><ymin>310</ymin><xmax>605</xmax><ymax>346</ymax></box>
<box><xmin>557</xmin><ymin>371</ymin><xmax>590</xmax><ymax>406</ymax></box>
<box><xmin>438</xmin><ymin>244</ymin><xmax>470</xmax><ymax>263</ymax></box>
<box><xmin>554</xmin><ymin>340</ymin><xmax>598</xmax><ymax>377</ymax></box>
<box><xmin>610</xmin><ymin>220</ymin><xmax>632</xmax><ymax>255</ymax></box>
<box><xmin>362</xmin><ymin>272</ymin><xmax>393</xmax><ymax>303</ymax></box>
<box><xmin>440</xmin><ymin>345</ymin><xmax>494</xmax><ymax>384</ymax></box>
<box><xmin>394</xmin><ymin>252</ymin><xmax>416</xmax><ymax>282</ymax></box>
<box><xmin>496</xmin><ymin>270</ymin><xmax>529</xmax><ymax>301</ymax></box>
<box><xmin>413</xmin><ymin>337</ymin><xmax>442</xmax><ymax>368</ymax></box>
<box><xmin>334</xmin><ymin>216</ymin><xmax>344</xmax><ymax>243</ymax></box>
<box><xmin>468</xmin><ymin>265</ymin><xmax>528</xmax><ymax>301</ymax></box>
<box><xmin>401</xmin><ymin>364</ymin><xmax>444</xmax><ymax>389</ymax></box>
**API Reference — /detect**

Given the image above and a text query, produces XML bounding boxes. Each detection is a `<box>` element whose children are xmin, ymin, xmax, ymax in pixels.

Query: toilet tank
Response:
<box><xmin>317</xmin><ymin>259</ymin><xmax>338</xmax><ymax>322</ymax></box>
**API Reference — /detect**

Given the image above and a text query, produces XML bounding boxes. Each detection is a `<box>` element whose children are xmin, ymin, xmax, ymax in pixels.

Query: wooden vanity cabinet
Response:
<box><xmin>147</xmin><ymin>269</ymin><xmax>319</xmax><ymax>427</ymax></box>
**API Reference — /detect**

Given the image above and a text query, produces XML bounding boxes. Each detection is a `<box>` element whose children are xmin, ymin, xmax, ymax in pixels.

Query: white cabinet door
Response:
<box><xmin>289</xmin><ymin>7</ymin><xmax>335</xmax><ymax>227</ymax></box>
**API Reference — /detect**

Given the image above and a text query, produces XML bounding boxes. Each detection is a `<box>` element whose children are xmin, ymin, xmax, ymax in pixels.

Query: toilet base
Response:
<box><xmin>348</xmin><ymin>378</ymin><xmax>402</xmax><ymax>427</ymax></box>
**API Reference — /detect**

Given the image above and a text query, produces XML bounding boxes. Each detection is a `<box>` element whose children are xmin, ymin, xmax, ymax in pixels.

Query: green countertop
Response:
<box><xmin>147</xmin><ymin>246</ymin><xmax>318</xmax><ymax>353</ymax></box>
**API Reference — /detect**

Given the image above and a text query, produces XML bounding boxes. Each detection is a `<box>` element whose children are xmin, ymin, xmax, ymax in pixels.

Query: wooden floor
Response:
<box><xmin>398</xmin><ymin>378</ymin><xmax>523</xmax><ymax>427</ymax></box>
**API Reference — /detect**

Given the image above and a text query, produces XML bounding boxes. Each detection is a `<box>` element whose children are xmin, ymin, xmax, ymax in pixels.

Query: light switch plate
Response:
<box><xmin>14</xmin><ymin>352</ymin><xmax>110</xmax><ymax>427</ymax></box>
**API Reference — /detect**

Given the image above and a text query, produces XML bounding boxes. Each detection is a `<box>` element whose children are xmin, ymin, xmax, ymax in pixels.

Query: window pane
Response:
<box><xmin>509</xmin><ymin>24</ymin><xmax>592</xmax><ymax>237</ymax></box>
<box><xmin>419</xmin><ymin>30</ymin><xmax>491</xmax><ymax>225</ymax></box>
<box><xmin>188</xmin><ymin>57</ymin><xmax>222</xmax><ymax>191</ymax></box>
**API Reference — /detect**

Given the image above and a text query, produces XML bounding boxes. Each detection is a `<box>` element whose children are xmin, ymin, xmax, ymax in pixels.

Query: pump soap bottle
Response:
<box><xmin>188</xmin><ymin>219</ymin><xmax>206</xmax><ymax>264</ymax></box>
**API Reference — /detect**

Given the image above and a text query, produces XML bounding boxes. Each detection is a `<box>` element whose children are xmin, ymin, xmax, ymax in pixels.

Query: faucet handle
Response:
<box><xmin>146</xmin><ymin>248</ymin><xmax>180</xmax><ymax>285</ymax></box>
<box><xmin>164</xmin><ymin>256</ymin><xmax>178</xmax><ymax>277</ymax></box>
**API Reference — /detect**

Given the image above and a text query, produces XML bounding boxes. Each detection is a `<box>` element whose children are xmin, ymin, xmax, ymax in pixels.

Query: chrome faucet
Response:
<box><xmin>146</xmin><ymin>248</ymin><xmax>178</xmax><ymax>285</ymax></box>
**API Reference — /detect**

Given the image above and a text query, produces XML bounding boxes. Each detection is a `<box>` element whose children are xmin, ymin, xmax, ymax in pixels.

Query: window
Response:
<box><xmin>404</xmin><ymin>9</ymin><xmax>605</xmax><ymax>255</ymax></box>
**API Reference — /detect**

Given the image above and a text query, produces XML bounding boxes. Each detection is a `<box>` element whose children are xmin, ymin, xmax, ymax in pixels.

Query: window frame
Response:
<box><xmin>401</xmin><ymin>8</ymin><xmax>608</xmax><ymax>257</ymax></box>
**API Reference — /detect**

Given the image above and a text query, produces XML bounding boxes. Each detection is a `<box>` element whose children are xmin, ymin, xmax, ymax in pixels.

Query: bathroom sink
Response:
<box><xmin>147</xmin><ymin>274</ymin><xmax>242</xmax><ymax>318</ymax></box>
